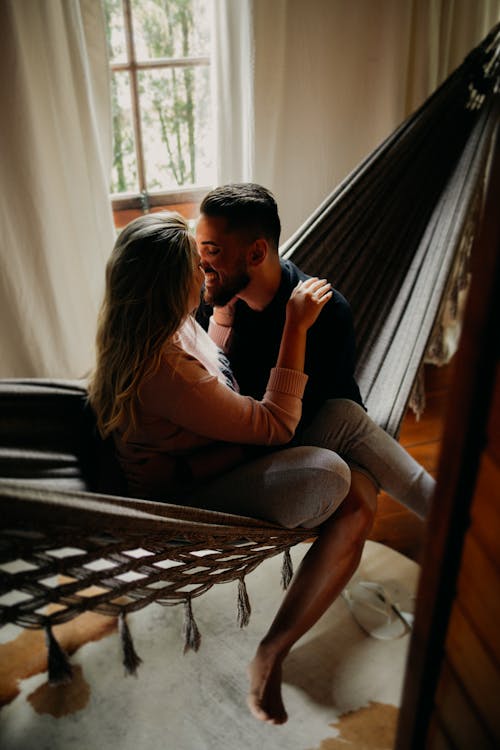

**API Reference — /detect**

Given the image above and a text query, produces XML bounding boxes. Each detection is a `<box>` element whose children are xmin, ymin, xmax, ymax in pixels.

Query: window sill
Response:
<box><xmin>111</xmin><ymin>186</ymin><xmax>211</xmax><ymax>228</ymax></box>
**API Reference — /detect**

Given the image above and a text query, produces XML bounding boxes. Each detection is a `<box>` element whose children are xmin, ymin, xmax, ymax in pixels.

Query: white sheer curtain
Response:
<box><xmin>211</xmin><ymin>0</ymin><xmax>255</xmax><ymax>182</ymax></box>
<box><xmin>0</xmin><ymin>0</ymin><xmax>114</xmax><ymax>378</ymax></box>
<box><xmin>212</xmin><ymin>0</ymin><xmax>500</xmax><ymax>242</ymax></box>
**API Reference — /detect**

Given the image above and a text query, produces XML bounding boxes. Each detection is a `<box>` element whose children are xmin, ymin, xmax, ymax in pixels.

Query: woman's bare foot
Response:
<box><xmin>247</xmin><ymin>646</ymin><xmax>288</xmax><ymax>725</ymax></box>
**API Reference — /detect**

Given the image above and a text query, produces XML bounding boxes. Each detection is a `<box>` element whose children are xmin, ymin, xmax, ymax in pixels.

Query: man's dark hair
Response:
<box><xmin>200</xmin><ymin>183</ymin><xmax>281</xmax><ymax>250</ymax></box>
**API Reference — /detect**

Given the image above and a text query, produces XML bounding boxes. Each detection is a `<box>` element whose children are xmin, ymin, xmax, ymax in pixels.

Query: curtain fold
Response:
<box><xmin>211</xmin><ymin>0</ymin><xmax>255</xmax><ymax>182</ymax></box>
<box><xmin>0</xmin><ymin>0</ymin><xmax>114</xmax><ymax>378</ymax></box>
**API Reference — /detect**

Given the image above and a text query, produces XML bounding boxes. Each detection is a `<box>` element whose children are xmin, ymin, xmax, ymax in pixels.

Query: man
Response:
<box><xmin>195</xmin><ymin>183</ymin><xmax>363</xmax><ymax>431</ymax></box>
<box><xmin>194</xmin><ymin>183</ymin><xmax>433</xmax><ymax>725</ymax></box>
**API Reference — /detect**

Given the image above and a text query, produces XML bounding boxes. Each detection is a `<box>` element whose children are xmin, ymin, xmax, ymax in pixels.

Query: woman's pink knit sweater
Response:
<box><xmin>114</xmin><ymin>318</ymin><xmax>307</xmax><ymax>498</ymax></box>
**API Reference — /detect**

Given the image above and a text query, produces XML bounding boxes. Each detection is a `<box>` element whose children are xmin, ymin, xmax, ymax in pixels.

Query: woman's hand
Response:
<box><xmin>285</xmin><ymin>277</ymin><xmax>332</xmax><ymax>331</ymax></box>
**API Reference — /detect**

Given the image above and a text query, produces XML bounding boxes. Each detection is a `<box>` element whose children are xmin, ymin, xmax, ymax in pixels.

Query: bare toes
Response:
<box><xmin>247</xmin><ymin>654</ymin><xmax>288</xmax><ymax>724</ymax></box>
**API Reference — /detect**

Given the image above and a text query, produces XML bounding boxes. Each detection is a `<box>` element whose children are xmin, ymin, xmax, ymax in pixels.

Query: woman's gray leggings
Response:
<box><xmin>181</xmin><ymin>399</ymin><xmax>435</xmax><ymax>529</ymax></box>
<box><xmin>298</xmin><ymin>399</ymin><xmax>435</xmax><ymax>521</ymax></box>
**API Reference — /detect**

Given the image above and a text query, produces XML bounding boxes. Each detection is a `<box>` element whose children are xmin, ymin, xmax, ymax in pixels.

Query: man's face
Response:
<box><xmin>196</xmin><ymin>214</ymin><xmax>251</xmax><ymax>306</ymax></box>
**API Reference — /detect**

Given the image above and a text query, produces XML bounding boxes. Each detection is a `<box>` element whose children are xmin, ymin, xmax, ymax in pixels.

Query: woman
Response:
<box><xmin>89</xmin><ymin>212</ymin><xmax>434</xmax><ymax>725</ymax></box>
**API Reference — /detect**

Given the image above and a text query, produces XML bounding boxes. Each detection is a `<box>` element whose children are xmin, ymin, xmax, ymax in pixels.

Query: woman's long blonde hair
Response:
<box><xmin>88</xmin><ymin>212</ymin><xmax>198</xmax><ymax>439</ymax></box>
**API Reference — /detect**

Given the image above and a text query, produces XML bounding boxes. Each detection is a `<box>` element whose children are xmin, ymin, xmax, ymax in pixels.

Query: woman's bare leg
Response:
<box><xmin>247</xmin><ymin>470</ymin><xmax>378</xmax><ymax>724</ymax></box>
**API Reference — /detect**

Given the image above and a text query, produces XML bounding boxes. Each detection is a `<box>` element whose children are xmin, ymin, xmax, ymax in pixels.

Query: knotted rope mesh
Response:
<box><xmin>0</xmin><ymin>478</ymin><xmax>312</xmax><ymax>680</ymax></box>
<box><xmin>1</xmin><ymin>487</ymin><xmax>310</xmax><ymax>630</ymax></box>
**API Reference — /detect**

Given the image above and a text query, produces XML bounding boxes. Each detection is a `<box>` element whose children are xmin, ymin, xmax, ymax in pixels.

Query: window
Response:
<box><xmin>103</xmin><ymin>0</ymin><xmax>214</xmax><ymax>225</ymax></box>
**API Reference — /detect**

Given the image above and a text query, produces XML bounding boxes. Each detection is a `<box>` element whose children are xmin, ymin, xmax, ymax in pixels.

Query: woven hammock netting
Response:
<box><xmin>0</xmin><ymin>23</ymin><xmax>499</xmax><ymax>666</ymax></box>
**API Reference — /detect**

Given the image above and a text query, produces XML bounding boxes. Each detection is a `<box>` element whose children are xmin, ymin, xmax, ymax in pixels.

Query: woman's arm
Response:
<box><xmin>207</xmin><ymin>299</ymin><xmax>236</xmax><ymax>352</ymax></box>
<box><xmin>141</xmin><ymin>356</ymin><xmax>307</xmax><ymax>446</ymax></box>
<box><xmin>140</xmin><ymin>279</ymin><xmax>332</xmax><ymax>447</ymax></box>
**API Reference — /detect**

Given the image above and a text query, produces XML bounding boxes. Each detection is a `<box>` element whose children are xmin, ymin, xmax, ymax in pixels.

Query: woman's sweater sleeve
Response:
<box><xmin>139</xmin><ymin>352</ymin><xmax>308</xmax><ymax>446</ymax></box>
<box><xmin>207</xmin><ymin>316</ymin><xmax>232</xmax><ymax>352</ymax></box>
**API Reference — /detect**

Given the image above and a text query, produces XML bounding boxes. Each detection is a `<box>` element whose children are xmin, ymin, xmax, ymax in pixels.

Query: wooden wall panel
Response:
<box><xmin>456</xmin><ymin>532</ymin><xmax>500</xmax><ymax>666</ymax></box>
<box><xmin>434</xmin><ymin>661</ymin><xmax>496</xmax><ymax>750</ymax></box>
<box><xmin>426</xmin><ymin>717</ymin><xmax>455</xmax><ymax>749</ymax></box>
<box><xmin>469</xmin><ymin>453</ymin><xmax>500</xmax><ymax>566</ymax></box>
<box><xmin>444</xmin><ymin>603</ymin><xmax>500</xmax><ymax>742</ymax></box>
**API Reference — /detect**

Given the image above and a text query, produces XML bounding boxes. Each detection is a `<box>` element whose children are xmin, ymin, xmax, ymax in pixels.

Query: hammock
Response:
<box><xmin>1</xmin><ymin>24</ymin><xmax>499</xmax><ymax>683</ymax></box>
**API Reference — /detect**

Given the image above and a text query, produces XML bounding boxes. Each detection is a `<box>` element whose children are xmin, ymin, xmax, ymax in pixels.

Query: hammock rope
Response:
<box><xmin>1</xmin><ymin>24</ymin><xmax>499</xmax><ymax>679</ymax></box>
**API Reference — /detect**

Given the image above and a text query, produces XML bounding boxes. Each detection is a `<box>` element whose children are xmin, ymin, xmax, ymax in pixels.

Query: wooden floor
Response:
<box><xmin>369</xmin><ymin>361</ymin><xmax>455</xmax><ymax>563</ymax></box>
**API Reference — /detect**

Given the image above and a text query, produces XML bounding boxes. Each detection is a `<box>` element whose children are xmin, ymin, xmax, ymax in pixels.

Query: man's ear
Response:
<box><xmin>248</xmin><ymin>238</ymin><xmax>268</xmax><ymax>267</ymax></box>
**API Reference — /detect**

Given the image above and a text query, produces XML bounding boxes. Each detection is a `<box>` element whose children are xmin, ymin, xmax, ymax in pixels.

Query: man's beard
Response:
<box><xmin>203</xmin><ymin>270</ymin><xmax>250</xmax><ymax>306</ymax></box>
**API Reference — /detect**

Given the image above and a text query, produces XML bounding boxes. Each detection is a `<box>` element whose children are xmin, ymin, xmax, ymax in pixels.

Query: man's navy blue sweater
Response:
<box><xmin>196</xmin><ymin>259</ymin><xmax>364</xmax><ymax>429</ymax></box>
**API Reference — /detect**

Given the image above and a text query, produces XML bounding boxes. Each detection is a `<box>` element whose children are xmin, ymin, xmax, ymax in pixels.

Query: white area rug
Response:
<box><xmin>0</xmin><ymin>541</ymin><xmax>419</xmax><ymax>750</ymax></box>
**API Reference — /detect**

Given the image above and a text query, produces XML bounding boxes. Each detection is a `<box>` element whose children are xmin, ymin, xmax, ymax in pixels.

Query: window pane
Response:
<box><xmin>131</xmin><ymin>0</ymin><xmax>211</xmax><ymax>60</ymax></box>
<box><xmin>139</xmin><ymin>65</ymin><xmax>214</xmax><ymax>190</ymax></box>
<box><xmin>110</xmin><ymin>72</ymin><xmax>139</xmax><ymax>193</ymax></box>
<box><xmin>103</xmin><ymin>0</ymin><xmax>128</xmax><ymax>63</ymax></box>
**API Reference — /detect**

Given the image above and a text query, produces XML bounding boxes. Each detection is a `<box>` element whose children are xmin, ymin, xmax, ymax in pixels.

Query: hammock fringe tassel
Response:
<box><xmin>281</xmin><ymin>548</ymin><xmax>294</xmax><ymax>590</ymax></box>
<box><xmin>237</xmin><ymin>578</ymin><xmax>251</xmax><ymax>628</ymax></box>
<box><xmin>119</xmin><ymin>611</ymin><xmax>143</xmax><ymax>676</ymax></box>
<box><xmin>183</xmin><ymin>598</ymin><xmax>201</xmax><ymax>653</ymax></box>
<box><xmin>409</xmin><ymin>367</ymin><xmax>426</xmax><ymax>422</ymax></box>
<box><xmin>45</xmin><ymin>623</ymin><xmax>73</xmax><ymax>686</ymax></box>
